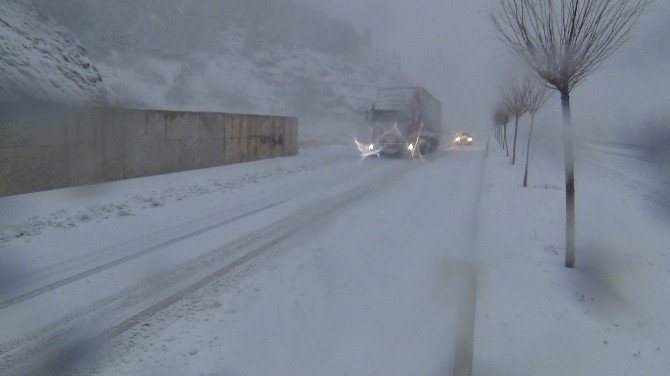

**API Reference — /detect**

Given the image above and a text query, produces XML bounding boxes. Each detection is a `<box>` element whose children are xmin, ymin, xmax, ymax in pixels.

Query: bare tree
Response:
<box><xmin>492</xmin><ymin>112</ymin><xmax>500</xmax><ymax>145</ymax></box>
<box><xmin>493</xmin><ymin>0</ymin><xmax>646</xmax><ymax>268</ymax></box>
<box><xmin>523</xmin><ymin>80</ymin><xmax>551</xmax><ymax>187</ymax></box>
<box><xmin>493</xmin><ymin>102</ymin><xmax>510</xmax><ymax>148</ymax></box>
<box><xmin>494</xmin><ymin>91</ymin><xmax>513</xmax><ymax>155</ymax></box>
<box><xmin>503</xmin><ymin>81</ymin><xmax>529</xmax><ymax>165</ymax></box>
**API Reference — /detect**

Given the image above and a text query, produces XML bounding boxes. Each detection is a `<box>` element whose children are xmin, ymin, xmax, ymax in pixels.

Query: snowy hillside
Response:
<box><xmin>0</xmin><ymin>0</ymin><xmax>108</xmax><ymax>105</ymax></box>
<box><xmin>34</xmin><ymin>0</ymin><xmax>409</xmax><ymax>144</ymax></box>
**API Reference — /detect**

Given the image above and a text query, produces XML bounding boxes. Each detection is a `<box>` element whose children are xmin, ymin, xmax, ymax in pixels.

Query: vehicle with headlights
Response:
<box><xmin>453</xmin><ymin>132</ymin><xmax>473</xmax><ymax>146</ymax></box>
<box><xmin>361</xmin><ymin>87</ymin><xmax>441</xmax><ymax>158</ymax></box>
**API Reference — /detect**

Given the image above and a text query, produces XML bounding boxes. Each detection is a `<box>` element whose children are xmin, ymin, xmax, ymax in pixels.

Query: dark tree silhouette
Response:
<box><xmin>493</xmin><ymin>102</ymin><xmax>510</xmax><ymax>148</ymax></box>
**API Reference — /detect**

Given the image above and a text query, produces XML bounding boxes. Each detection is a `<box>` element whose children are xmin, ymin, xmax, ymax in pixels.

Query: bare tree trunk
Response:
<box><xmin>523</xmin><ymin>113</ymin><xmax>535</xmax><ymax>187</ymax></box>
<box><xmin>512</xmin><ymin>116</ymin><xmax>519</xmax><ymax>164</ymax></box>
<box><xmin>561</xmin><ymin>91</ymin><xmax>576</xmax><ymax>268</ymax></box>
<box><xmin>503</xmin><ymin>124</ymin><xmax>508</xmax><ymax>156</ymax></box>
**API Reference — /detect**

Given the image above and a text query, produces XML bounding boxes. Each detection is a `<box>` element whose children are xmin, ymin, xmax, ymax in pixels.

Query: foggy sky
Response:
<box><xmin>298</xmin><ymin>0</ymin><xmax>670</xmax><ymax>139</ymax></box>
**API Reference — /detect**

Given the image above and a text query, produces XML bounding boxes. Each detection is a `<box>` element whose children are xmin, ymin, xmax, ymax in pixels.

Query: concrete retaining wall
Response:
<box><xmin>0</xmin><ymin>105</ymin><xmax>298</xmax><ymax>196</ymax></box>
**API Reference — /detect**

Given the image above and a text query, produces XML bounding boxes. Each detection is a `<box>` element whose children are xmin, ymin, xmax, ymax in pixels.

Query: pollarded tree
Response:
<box><xmin>493</xmin><ymin>101</ymin><xmax>510</xmax><ymax>148</ymax></box>
<box><xmin>493</xmin><ymin>0</ymin><xmax>646</xmax><ymax>268</ymax></box>
<box><xmin>503</xmin><ymin>81</ymin><xmax>529</xmax><ymax>165</ymax></box>
<box><xmin>523</xmin><ymin>79</ymin><xmax>551</xmax><ymax>187</ymax></box>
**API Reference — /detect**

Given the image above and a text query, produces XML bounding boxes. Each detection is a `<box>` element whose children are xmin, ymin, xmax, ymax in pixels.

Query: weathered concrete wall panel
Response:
<box><xmin>0</xmin><ymin>105</ymin><xmax>298</xmax><ymax>196</ymax></box>
<box><xmin>1</xmin><ymin>145</ymin><xmax>68</xmax><ymax>194</ymax></box>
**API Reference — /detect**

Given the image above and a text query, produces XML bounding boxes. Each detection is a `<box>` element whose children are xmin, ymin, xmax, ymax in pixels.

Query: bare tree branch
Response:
<box><xmin>525</xmin><ymin>77</ymin><xmax>551</xmax><ymax>115</ymax></box>
<box><xmin>493</xmin><ymin>0</ymin><xmax>646</xmax><ymax>94</ymax></box>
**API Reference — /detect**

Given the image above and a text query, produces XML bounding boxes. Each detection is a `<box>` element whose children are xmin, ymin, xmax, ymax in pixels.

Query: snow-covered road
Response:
<box><xmin>1</xmin><ymin>145</ymin><xmax>486</xmax><ymax>375</ymax></box>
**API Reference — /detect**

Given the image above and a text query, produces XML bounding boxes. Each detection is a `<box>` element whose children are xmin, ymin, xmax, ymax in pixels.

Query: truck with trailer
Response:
<box><xmin>361</xmin><ymin>87</ymin><xmax>441</xmax><ymax>157</ymax></box>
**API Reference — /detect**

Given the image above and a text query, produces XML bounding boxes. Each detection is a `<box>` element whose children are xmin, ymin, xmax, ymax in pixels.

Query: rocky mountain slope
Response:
<box><xmin>2</xmin><ymin>0</ymin><xmax>407</xmax><ymax>143</ymax></box>
<box><xmin>0</xmin><ymin>0</ymin><xmax>108</xmax><ymax>105</ymax></box>
<box><xmin>34</xmin><ymin>0</ymin><xmax>408</xmax><ymax>137</ymax></box>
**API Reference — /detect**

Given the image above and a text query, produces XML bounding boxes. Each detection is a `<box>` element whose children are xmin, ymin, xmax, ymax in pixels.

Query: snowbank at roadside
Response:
<box><xmin>0</xmin><ymin>146</ymin><xmax>352</xmax><ymax>243</ymax></box>
<box><xmin>473</xmin><ymin>136</ymin><xmax>670</xmax><ymax>375</ymax></box>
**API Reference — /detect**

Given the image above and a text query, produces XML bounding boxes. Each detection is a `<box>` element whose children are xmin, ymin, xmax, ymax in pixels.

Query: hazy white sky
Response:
<box><xmin>298</xmin><ymin>0</ymin><xmax>669</xmax><ymax>138</ymax></box>
<box><xmin>295</xmin><ymin>0</ymin><xmax>502</xmax><ymax>133</ymax></box>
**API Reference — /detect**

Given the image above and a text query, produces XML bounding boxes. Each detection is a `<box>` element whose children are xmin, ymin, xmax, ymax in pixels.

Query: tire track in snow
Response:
<box><xmin>0</xmin><ymin>160</ymin><xmax>413</xmax><ymax>376</ymax></box>
<box><xmin>104</xmin><ymin>160</ymin><xmax>415</xmax><ymax>339</ymax></box>
<box><xmin>580</xmin><ymin>146</ymin><xmax>670</xmax><ymax>210</ymax></box>
<box><xmin>0</xmin><ymin>199</ymin><xmax>292</xmax><ymax>310</ymax></box>
<box><xmin>0</xmin><ymin>157</ymin><xmax>372</xmax><ymax>308</ymax></box>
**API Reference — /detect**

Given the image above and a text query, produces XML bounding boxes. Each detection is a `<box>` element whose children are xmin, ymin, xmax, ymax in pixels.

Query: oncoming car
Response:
<box><xmin>453</xmin><ymin>132</ymin><xmax>473</xmax><ymax>146</ymax></box>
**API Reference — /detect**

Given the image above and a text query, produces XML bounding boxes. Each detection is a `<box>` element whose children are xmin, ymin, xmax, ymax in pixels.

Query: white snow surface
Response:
<box><xmin>1</xmin><ymin>124</ymin><xmax>669</xmax><ymax>375</ymax></box>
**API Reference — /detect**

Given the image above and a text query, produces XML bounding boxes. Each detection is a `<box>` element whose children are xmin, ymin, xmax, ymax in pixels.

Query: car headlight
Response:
<box><xmin>368</xmin><ymin>144</ymin><xmax>375</xmax><ymax>150</ymax></box>
<box><xmin>467</xmin><ymin>137</ymin><xmax>473</xmax><ymax>142</ymax></box>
